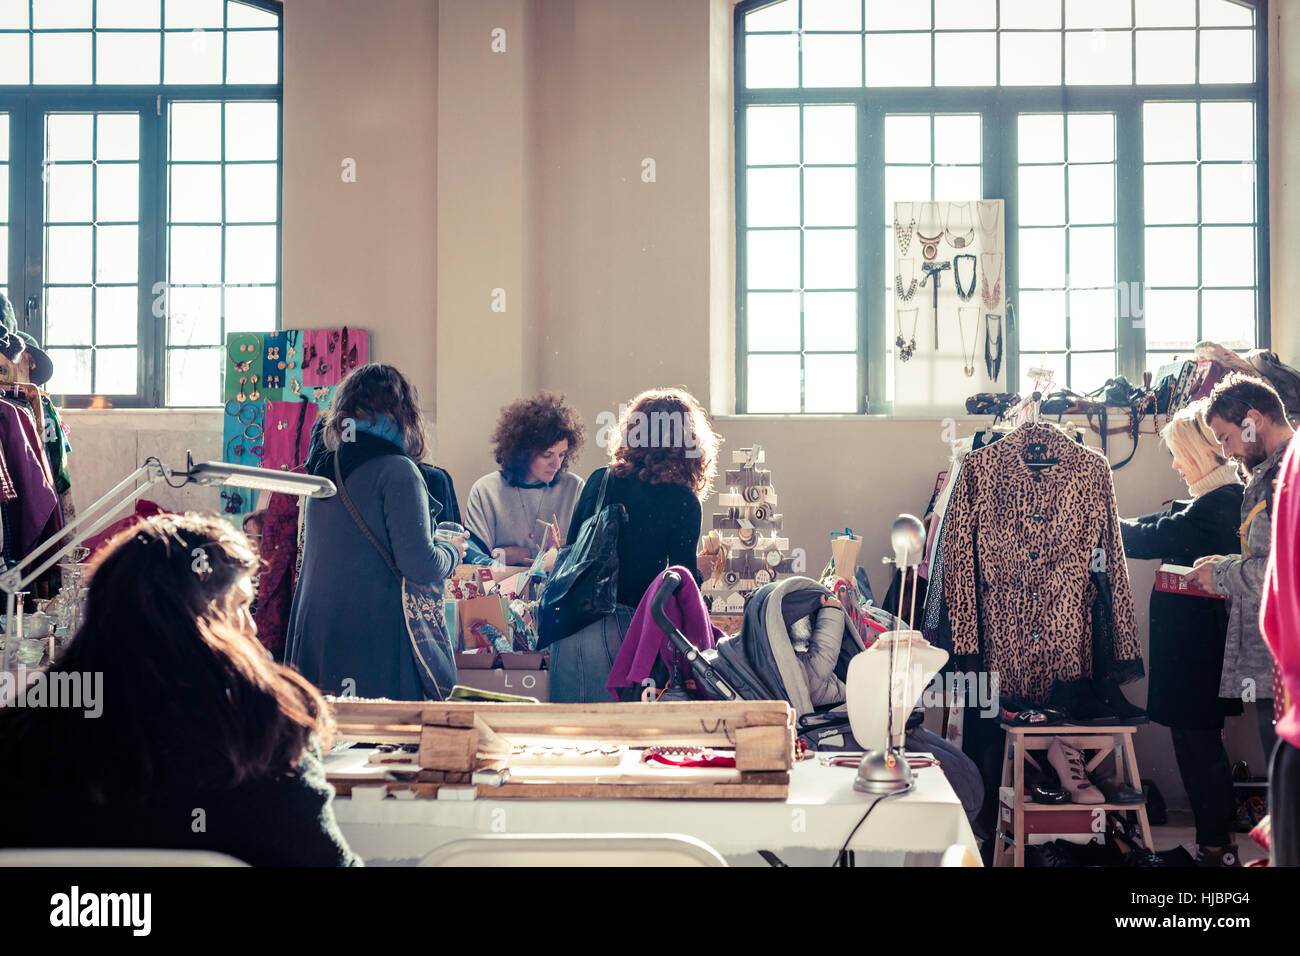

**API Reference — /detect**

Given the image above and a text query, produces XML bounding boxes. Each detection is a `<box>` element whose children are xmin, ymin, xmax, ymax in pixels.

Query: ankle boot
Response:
<box><xmin>1047</xmin><ymin>738</ymin><xmax>1105</xmax><ymax>804</ymax></box>
<box><xmin>1048</xmin><ymin>677</ymin><xmax>1123</xmax><ymax>725</ymax></box>
<box><xmin>1091</xmin><ymin>675</ymin><xmax>1148</xmax><ymax>724</ymax></box>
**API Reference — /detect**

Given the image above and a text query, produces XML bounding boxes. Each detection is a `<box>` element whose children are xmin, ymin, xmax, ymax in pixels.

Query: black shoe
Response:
<box><xmin>1026</xmin><ymin>840</ymin><xmax>1079</xmax><ymax>867</ymax></box>
<box><xmin>1048</xmin><ymin>677</ymin><xmax>1124</xmax><ymax>725</ymax></box>
<box><xmin>1092</xmin><ymin>774</ymin><xmax>1146</xmax><ymax>804</ymax></box>
<box><xmin>1025</xmin><ymin>765</ymin><xmax>1071</xmax><ymax>804</ymax></box>
<box><xmin>1091</xmin><ymin>676</ymin><xmax>1149</xmax><ymax>724</ymax></box>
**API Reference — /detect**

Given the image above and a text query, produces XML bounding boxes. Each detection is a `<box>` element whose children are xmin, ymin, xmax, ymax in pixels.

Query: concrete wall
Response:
<box><xmin>60</xmin><ymin>0</ymin><xmax>1290</xmax><ymax>802</ymax></box>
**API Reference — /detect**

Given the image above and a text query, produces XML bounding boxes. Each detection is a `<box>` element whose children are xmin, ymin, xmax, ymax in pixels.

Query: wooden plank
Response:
<box><xmin>418</xmin><ymin>725</ymin><xmax>479</xmax><ymax>771</ymax></box>
<box><xmin>328</xmin><ymin>773</ymin><xmax>791</xmax><ymax>800</ymax></box>
<box><xmin>733</xmin><ymin>725</ymin><xmax>794</xmax><ymax>772</ymax></box>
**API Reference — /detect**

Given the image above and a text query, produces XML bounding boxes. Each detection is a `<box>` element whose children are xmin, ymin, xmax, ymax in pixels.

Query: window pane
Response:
<box><xmin>1144</xmin><ymin>163</ymin><xmax>1198</xmax><ymax>223</ymax></box>
<box><xmin>164</xmin><ymin>30</ymin><xmax>223</xmax><ymax>84</ymax></box>
<box><xmin>1019</xmin><ymin>166</ymin><xmax>1065</xmax><ymax>226</ymax></box>
<box><xmin>0</xmin><ymin>34</ymin><xmax>29</xmax><ymax>84</ymax></box>
<box><xmin>169</xmin><ymin>286</ymin><xmax>222</xmax><ymax>345</ymax></box>
<box><xmin>96</xmin><ymin>287</ymin><xmax>138</xmax><ymax>344</ymax></box>
<box><xmin>1020</xmin><ymin>227</ymin><xmax>1066</xmax><ymax>287</ymax></box>
<box><xmin>45</xmin><ymin>288</ymin><xmax>92</xmax><ymax>345</ymax></box>
<box><xmin>1000</xmin><ymin>33</ymin><xmax>1061</xmax><ymax>86</ymax></box>
<box><xmin>34</xmin><ymin>0</ymin><xmax>91</xmax><ymax>28</ymax></box>
<box><xmin>1068</xmin><ymin>165</ymin><xmax>1114</xmax><ymax>224</ymax></box>
<box><xmin>864</xmin><ymin>0</ymin><xmax>930</xmax><ymax>30</ymax></box>
<box><xmin>746</xmin><ymin>34</ymin><xmax>798</xmax><ymax>88</ymax></box>
<box><xmin>46</xmin><ymin>115</ymin><xmax>93</xmax><ymax>162</ymax></box>
<box><xmin>97</xmin><ymin>164</ymin><xmax>139</xmax><ymax>222</ymax></box>
<box><xmin>224</xmin><ymin>285</ymin><xmax>274</xmax><ymax>332</ymax></box>
<box><xmin>225</xmin><ymin>102</ymin><xmax>278</xmax><ymax>160</ymax></box>
<box><xmin>1064</xmin><ymin>31</ymin><xmax>1132</xmax><ymax>85</ymax></box>
<box><xmin>804</xmin><ymin>167</ymin><xmax>855</xmax><ymax>227</ymax></box>
<box><xmin>804</xmin><ymin>291</ymin><xmax>856</xmax><ymax>350</ymax></box>
<box><xmin>1201</xmin><ymin>225</ymin><xmax>1254</xmax><ymax>286</ymax></box>
<box><xmin>169</xmin><ymin>225</ymin><xmax>222</xmax><ymax>284</ymax></box>
<box><xmin>1067</xmin><ymin>114</ymin><xmax>1115</xmax><ymax>163</ymax></box>
<box><xmin>885</xmin><ymin>115</ymin><xmax>931</xmax><ymax>164</ymax></box>
<box><xmin>1069</xmin><ymin>289</ymin><xmax>1116</xmax><ymax>348</ymax></box>
<box><xmin>1136</xmin><ymin>30</ymin><xmax>1195</xmax><ymax>85</ymax></box>
<box><xmin>885</xmin><ymin>166</ymin><xmax>931</xmax><ymax>213</ymax></box>
<box><xmin>1019</xmin><ymin>114</ymin><xmax>1064</xmax><ymax>163</ymax></box>
<box><xmin>227</xmin><ymin>1</ymin><xmax>279</xmax><ymax>28</ymax></box>
<box><xmin>98</xmin><ymin>0</ymin><xmax>161</xmax><ymax>28</ymax></box>
<box><xmin>1144</xmin><ymin>289</ymin><xmax>1199</xmax><ymax>348</ymax></box>
<box><xmin>935</xmin><ymin>0</ymin><xmax>995</xmax><ymax>29</ymax></box>
<box><xmin>1201</xmin><ymin>163</ymin><xmax>1255</xmax><ymax>223</ymax></box>
<box><xmin>47</xmin><ymin>348</ymin><xmax>92</xmax><ymax>394</ymax></box>
<box><xmin>746</xmin><ymin>106</ymin><xmax>799</xmax><ymax>165</ymax></box>
<box><xmin>1069</xmin><ymin>352</ymin><xmax>1116</xmax><ymax>393</ymax></box>
<box><xmin>802</xmin><ymin>34</ymin><xmax>860</xmax><ymax>88</ymax></box>
<box><xmin>1200</xmin><ymin>30</ymin><xmax>1254</xmax><ymax>84</ymax></box>
<box><xmin>934</xmin><ymin>115</ymin><xmax>980</xmax><ymax>164</ymax></box>
<box><xmin>34</xmin><ymin>33</ymin><xmax>92</xmax><ymax>84</ymax></box>
<box><xmin>225</xmin><ymin>163</ymin><xmax>278</xmax><ymax>223</ymax></box>
<box><xmin>170</xmin><ymin>103</ymin><xmax>221</xmax><ymax>160</ymax></box>
<box><xmin>168</xmin><ymin>347</ymin><xmax>222</xmax><ymax>406</ymax></box>
<box><xmin>936</xmin><ymin>33</ymin><xmax>995</xmax><ymax>87</ymax></box>
<box><xmin>1201</xmin><ymin>289</ymin><xmax>1255</xmax><ymax>348</ymax></box>
<box><xmin>1143</xmin><ymin>102</ymin><xmax>1197</xmax><ymax>162</ymax></box>
<box><xmin>96</xmin><ymin>32</ymin><xmax>161</xmax><ymax>84</ymax></box>
<box><xmin>46</xmin><ymin>164</ymin><xmax>93</xmax><ymax>222</ymax></box>
<box><xmin>747</xmin><ymin>291</ymin><xmax>800</xmax><ymax>351</ymax></box>
<box><xmin>1001</xmin><ymin>0</ymin><xmax>1061</xmax><ymax>29</ymax></box>
<box><xmin>747</xmin><ymin>230</ymin><xmax>800</xmax><ymax>288</ymax></box>
<box><xmin>1065</xmin><ymin>0</ymin><xmax>1131</xmax><ymax>28</ymax></box>
<box><xmin>802</xmin><ymin>0</ymin><xmax>862</xmax><ymax>30</ymax></box>
<box><xmin>46</xmin><ymin>226</ymin><xmax>92</xmax><ymax>283</ymax></box>
<box><xmin>98</xmin><ymin>114</ymin><xmax>140</xmax><ymax>160</ymax></box>
<box><xmin>170</xmin><ymin>164</ymin><xmax>223</xmax><ymax>222</ymax></box>
<box><xmin>225</xmin><ymin>225</ymin><xmax>277</xmax><ymax>284</ymax></box>
<box><xmin>97</xmin><ymin>225</ymin><xmax>138</xmax><ymax>283</ymax></box>
<box><xmin>747</xmin><ymin>168</ymin><xmax>799</xmax><ymax>227</ymax></box>
<box><xmin>803</xmin><ymin>104</ymin><xmax>855</xmax><ymax>164</ymax></box>
<box><xmin>226</xmin><ymin>29</ymin><xmax>279</xmax><ymax>84</ymax></box>
<box><xmin>1069</xmin><ymin>226</ymin><xmax>1115</xmax><ymax>287</ymax></box>
<box><xmin>804</xmin><ymin>353</ymin><xmax>857</xmax><ymax>412</ymax></box>
<box><xmin>1200</xmin><ymin>0</ymin><xmax>1253</xmax><ymax>27</ymax></box>
<box><xmin>0</xmin><ymin>0</ymin><xmax>27</xmax><ymax>29</ymax></box>
<box><xmin>1136</xmin><ymin>0</ymin><xmax>1195</xmax><ymax>27</ymax></box>
<box><xmin>165</xmin><ymin>0</ymin><xmax>222</xmax><ymax>29</ymax></box>
<box><xmin>1144</xmin><ymin>226</ymin><xmax>1199</xmax><ymax>285</ymax></box>
<box><xmin>745</xmin><ymin>0</ymin><xmax>796</xmax><ymax>31</ymax></box>
<box><xmin>1200</xmin><ymin>102</ymin><xmax>1254</xmax><ymax>161</ymax></box>
<box><xmin>934</xmin><ymin>165</ymin><xmax>980</xmax><ymax>198</ymax></box>
<box><xmin>865</xmin><ymin>33</ymin><xmax>930</xmax><ymax>87</ymax></box>
<box><xmin>803</xmin><ymin>229</ymin><xmax>855</xmax><ymax>288</ymax></box>
<box><xmin>96</xmin><ymin>348</ymin><xmax>138</xmax><ymax>394</ymax></box>
<box><xmin>1018</xmin><ymin>290</ymin><xmax>1067</xmax><ymax>351</ymax></box>
<box><xmin>747</xmin><ymin>354</ymin><xmax>801</xmax><ymax>412</ymax></box>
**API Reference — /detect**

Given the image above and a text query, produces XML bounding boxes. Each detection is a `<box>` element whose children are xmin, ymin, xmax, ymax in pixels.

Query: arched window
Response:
<box><xmin>0</xmin><ymin>0</ymin><xmax>281</xmax><ymax>406</ymax></box>
<box><xmin>736</xmin><ymin>0</ymin><xmax>1267</xmax><ymax>414</ymax></box>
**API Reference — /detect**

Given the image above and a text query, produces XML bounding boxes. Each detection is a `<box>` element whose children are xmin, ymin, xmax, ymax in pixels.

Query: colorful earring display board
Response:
<box><xmin>892</xmin><ymin>200</ymin><xmax>1005</xmax><ymax>413</ymax></box>
<box><xmin>221</xmin><ymin>327</ymin><xmax>369</xmax><ymax>518</ymax></box>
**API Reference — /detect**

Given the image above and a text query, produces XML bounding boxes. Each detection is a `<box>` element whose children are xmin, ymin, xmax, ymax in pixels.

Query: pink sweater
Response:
<box><xmin>606</xmin><ymin>565</ymin><xmax>722</xmax><ymax>699</ymax></box>
<box><xmin>1262</xmin><ymin>440</ymin><xmax>1300</xmax><ymax>749</ymax></box>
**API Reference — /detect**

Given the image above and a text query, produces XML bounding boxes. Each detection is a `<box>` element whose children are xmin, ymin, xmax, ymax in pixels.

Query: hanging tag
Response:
<box><xmin>1024</xmin><ymin>442</ymin><xmax>1059</xmax><ymax>470</ymax></box>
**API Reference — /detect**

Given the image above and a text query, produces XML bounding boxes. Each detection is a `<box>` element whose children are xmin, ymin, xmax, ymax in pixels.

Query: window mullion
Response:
<box><xmin>1116</xmin><ymin>100</ymin><xmax>1144</xmax><ymax>384</ymax></box>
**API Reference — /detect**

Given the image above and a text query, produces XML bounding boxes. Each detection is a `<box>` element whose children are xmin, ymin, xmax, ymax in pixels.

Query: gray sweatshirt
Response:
<box><xmin>465</xmin><ymin>470</ymin><xmax>584</xmax><ymax>557</ymax></box>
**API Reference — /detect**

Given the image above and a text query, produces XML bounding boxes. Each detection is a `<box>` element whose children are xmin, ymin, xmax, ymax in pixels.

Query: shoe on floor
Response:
<box><xmin>1196</xmin><ymin>844</ymin><xmax>1242</xmax><ymax>868</ymax></box>
<box><xmin>1048</xmin><ymin>677</ymin><xmax>1124</xmax><ymax>725</ymax></box>
<box><xmin>1047</xmin><ymin>738</ymin><xmax>1105</xmax><ymax>804</ymax></box>
<box><xmin>1091</xmin><ymin>675</ymin><xmax>1149</xmax><ymax>724</ymax></box>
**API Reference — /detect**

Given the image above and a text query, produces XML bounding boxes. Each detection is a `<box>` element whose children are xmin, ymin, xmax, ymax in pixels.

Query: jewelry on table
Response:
<box><xmin>894</xmin><ymin>258</ymin><xmax>918</xmax><ymax>302</ymax></box>
<box><xmin>957</xmin><ymin>307</ymin><xmax>980</xmax><ymax>377</ymax></box>
<box><xmin>976</xmin><ymin>199</ymin><xmax>1001</xmax><ymax>246</ymax></box>
<box><xmin>980</xmin><ymin>252</ymin><xmax>1003</xmax><ymax>310</ymax></box>
<box><xmin>916</xmin><ymin>201</ymin><xmax>942</xmax><ymax>261</ymax></box>
<box><xmin>894</xmin><ymin>201</ymin><xmax>916</xmax><ymax>257</ymax></box>
<box><xmin>952</xmin><ymin>253</ymin><xmax>977</xmax><ymax>301</ymax></box>
<box><xmin>896</xmin><ymin>308</ymin><xmax>920</xmax><ymax>361</ymax></box>
<box><xmin>943</xmin><ymin>202</ymin><xmax>975</xmax><ymax>250</ymax></box>
<box><xmin>984</xmin><ymin>312</ymin><xmax>1004</xmax><ymax>381</ymax></box>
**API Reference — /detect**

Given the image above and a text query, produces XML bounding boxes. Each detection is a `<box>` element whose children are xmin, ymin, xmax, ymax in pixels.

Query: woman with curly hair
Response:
<box><xmin>465</xmin><ymin>391</ymin><xmax>586</xmax><ymax>565</ymax></box>
<box><xmin>550</xmin><ymin>387</ymin><xmax>720</xmax><ymax>702</ymax></box>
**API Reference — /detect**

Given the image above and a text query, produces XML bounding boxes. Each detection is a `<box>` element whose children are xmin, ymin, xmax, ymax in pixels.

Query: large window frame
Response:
<box><xmin>0</xmin><ymin>0</ymin><xmax>282</xmax><ymax>408</ymax></box>
<box><xmin>733</xmin><ymin>0</ymin><xmax>1270</xmax><ymax>415</ymax></box>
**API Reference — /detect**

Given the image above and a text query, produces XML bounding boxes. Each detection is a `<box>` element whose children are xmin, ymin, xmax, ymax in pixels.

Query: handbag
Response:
<box><xmin>332</xmin><ymin>452</ymin><xmax>456</xmax><ymax>700</ymax></box>
<box><xmin>537</xmin><ymin>468</ymin><xmax>627</xmax><ymax>649</ymax></box>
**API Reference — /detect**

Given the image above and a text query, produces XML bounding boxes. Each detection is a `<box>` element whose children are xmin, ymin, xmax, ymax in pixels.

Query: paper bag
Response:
<box><xmin>830</xmin><ymin>529</ymin><xmax>862</xmax><ymax>575</ymax></box>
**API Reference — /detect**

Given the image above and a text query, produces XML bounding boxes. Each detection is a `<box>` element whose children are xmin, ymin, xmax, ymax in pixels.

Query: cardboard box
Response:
<box><xmin>454</xmin><ymin>665</ymin><xmax>549</xmax><ymax>700</ymax></box>
<box><xmin>453</xmin><ymin>564</ymin><xmax>532</xmax><ymax>582</ymax></box>
<box><xmin>999</xmin><ymin>787</ymin><xmax>1103</xmax><ymax>836</ymax></box>
<box><xmin>457</xmin><ymin>594</ymin><xmax>511</xmax><ymax>651</ymax></box>
<box><xmin>1155</xmin><ymin>564</ymin><xmax>1225</xmax><ymax>599</ymax></box>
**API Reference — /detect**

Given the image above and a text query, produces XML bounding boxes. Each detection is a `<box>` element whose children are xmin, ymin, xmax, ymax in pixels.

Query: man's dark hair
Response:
<box><xmin>1206</xmin><ymin>372</ymin><xmax>1288</xmax><ymax>428</ymax></box>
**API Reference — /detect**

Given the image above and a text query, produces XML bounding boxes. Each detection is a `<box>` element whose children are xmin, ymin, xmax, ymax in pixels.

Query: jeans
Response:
<box><xmin>548</xmin><ymin>605</ymin><xmax>634</xmax><ymax>703</ymax></box>
<box><xmin>1271</xmin><ymin>739</ymin><xmax>1299</xmax><ymax>867</ymax></box>
<box><xmin>1169</xmin><ymin>726</ymin><xmax>1235</xmax><ymax>847</ymax></box>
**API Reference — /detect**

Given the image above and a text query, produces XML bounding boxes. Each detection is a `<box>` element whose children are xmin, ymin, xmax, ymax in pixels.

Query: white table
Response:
<box><xmin>328</xmin><ymin>752</ymin><xmax>979</xmax><ymax>867</ymax></box>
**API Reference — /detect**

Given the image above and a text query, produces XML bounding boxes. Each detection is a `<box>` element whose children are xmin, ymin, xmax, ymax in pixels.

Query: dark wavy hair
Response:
<box><xmin>321</xmin><ymin>363</ymin><xmax>428</xmax><ymax>461</ymax></box>
<box><xmin>491</xmin><ymin>391</ymin><xmax>586</xmax><ymax>482</ymax></box>
<box><xmin>0</xmin><ymin>513</ymin><xmax>333</xmax><ymax>807</ymax></box>
<box><xmin>1206</xmin><ymin>372</ymin><xmax>1288</xmax><ymax>427</ymax></box>
<box><xmin>608</xmin><ymin>387</ymin><xmax>720</xmax><ymax>502</ymax></box>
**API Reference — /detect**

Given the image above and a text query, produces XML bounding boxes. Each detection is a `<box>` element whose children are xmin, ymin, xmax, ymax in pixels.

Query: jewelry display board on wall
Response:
<box><xmin>893</xmin><ymin>200</ymin><xmax>1005</xmax><ymax>412</ymax></box>
<box><xmin>221</xmin><ymin>327</ymin><xmax>369</xmax><ymax>518</ymax></box>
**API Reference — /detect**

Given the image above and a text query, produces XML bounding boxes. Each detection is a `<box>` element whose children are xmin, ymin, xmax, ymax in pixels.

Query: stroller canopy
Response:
<box><xmin>714</xmin><ymin>576</ymin><xmax>867</xmax><ymax>717</ymax></box>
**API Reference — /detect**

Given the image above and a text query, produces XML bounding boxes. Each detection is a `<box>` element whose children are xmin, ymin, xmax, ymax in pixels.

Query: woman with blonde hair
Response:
<box><xmin>547</xmin><ymin>387</ymin><xmax>720</xmax><ymax>702</ymax></box>
<box><xmin>1120</xmin><ymin>399</ymin><xmax>1245</xmax><ymax>866</ymax></box>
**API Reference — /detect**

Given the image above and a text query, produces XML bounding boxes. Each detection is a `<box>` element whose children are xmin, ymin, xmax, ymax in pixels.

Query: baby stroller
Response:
<box><xmin>651</xmin><ymin>572</ymin><xmax>867</xmax><ymax>745</ymax></box>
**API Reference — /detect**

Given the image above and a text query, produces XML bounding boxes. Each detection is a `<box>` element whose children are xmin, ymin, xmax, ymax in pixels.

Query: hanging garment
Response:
<box><xmin>253</xmin><ymin>490</ymin><xmax>303</xmax><ymax>658</ymax></box>
<box><xmin>1262</xmin><ymin>440</ymin><xmax>1300</xmax><ymax>751</ymax></box>
<box><xmin>0</xmin><ymin>397</ymin><xmax>60</xmax><ymax>560</ymax></box>
<box><xmin>942</xmin><ymin>421</ymin><xmax>1141</xmax><ymax>704</ymax></box>
<box><xmin>261</xmin><ymin>399</ymin><xmax>318</xmax><ymax>473</ymax></box>
<box><xmin>38</xmin><ymin>395</ymin><xmax>70</xmax><ymax>495</ymax></box>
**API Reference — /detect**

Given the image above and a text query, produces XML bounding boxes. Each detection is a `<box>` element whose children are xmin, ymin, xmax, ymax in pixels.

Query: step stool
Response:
<box><xmin>993</xmin><ymin>723</ymin><xmax>1153</xmax><ymax>868</ymax></box>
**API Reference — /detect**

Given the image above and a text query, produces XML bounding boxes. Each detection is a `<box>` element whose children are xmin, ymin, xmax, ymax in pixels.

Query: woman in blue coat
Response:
<box><xmin>287</xmin><ymin>364</ymin><xmax>467</xmax><ymax>699</ymax></box>
<box><xmin>1120</xmin><ymin>401</ymin><xmax>1244</xmax><ymax>867</ymax></box>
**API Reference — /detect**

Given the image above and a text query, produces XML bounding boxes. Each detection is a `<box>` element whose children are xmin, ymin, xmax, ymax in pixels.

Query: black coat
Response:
<box><xmin>1120</xmin><ymin>483</ymin><xmax>1245</xmax><ymax>729</ymax></box>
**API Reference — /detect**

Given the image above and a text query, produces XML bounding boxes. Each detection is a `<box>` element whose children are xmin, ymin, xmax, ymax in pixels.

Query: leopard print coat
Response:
<box><xmin>942</xmin><ymin>423</ymin><xmax>1141</xmax><ymax>704</ymax></box>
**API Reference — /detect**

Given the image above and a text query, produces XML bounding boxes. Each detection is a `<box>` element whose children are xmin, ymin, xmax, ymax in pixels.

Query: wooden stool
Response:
<box><xmin>993</xmin><ymin>724</ymin><xmax>1153</xmax><ymax>868</ymax></box>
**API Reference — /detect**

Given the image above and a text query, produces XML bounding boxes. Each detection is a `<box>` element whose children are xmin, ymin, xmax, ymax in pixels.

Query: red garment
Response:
<box><xmin>81</xmin><ymin>499</ymin><xmax>171</xmax><ymax>560</ymax></box>
<box><xmin>606</xmin><ymin>565</ymin><xmax>722</xmax><ymax>699</ymax></box>
<box><xmin>1262</xmin><ymin>440</ymin><xmax>1300</xmax><ymax>749</ymax></box>
<box><xmin>254</xmin><ymin>490</ymin><xmax>302</xmax><ymax>656</ymax></box>
<box><xmin>0</xmin><ymin>398</ymin><xmax>60</xmax><ymax>557</ymax></box>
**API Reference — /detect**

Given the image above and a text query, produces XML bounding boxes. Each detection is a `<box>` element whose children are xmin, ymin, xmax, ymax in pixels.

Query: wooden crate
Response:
<box><xmin>328</xmin><ymin>699</ymin><xmax>794</xmax><ymax>800</ymax></box>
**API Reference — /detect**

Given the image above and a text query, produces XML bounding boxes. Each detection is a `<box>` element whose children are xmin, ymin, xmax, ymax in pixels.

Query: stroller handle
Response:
<box><xmin>648</xmin><ymin>570</ymin><xmax>738</xmax><ymax>701</ymax></box>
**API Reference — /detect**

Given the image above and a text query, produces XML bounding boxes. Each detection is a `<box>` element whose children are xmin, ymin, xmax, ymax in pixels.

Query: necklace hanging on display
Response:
<box><xmin>895</xmin><ymin>201</ymin><xmax>916</xmax><ymax>257</ymax></box>
<box><xmin>943</xmin><ymin>202</ymin><xmax>975</xmax><ymax>250</ymax></box>
<box><xmin>976</xmin><ymin>200</ymin><xmax>1001</xmax><ymax>246</ymax></box>
<box><xmin>952</xmin><ymin>254</ymin><xmax>977</xmax><ymax>301</ymax></box>
<box><xmin>915</xmin><ymin>201</ymin><xmax>942</xmax><ymax>262</ymax></box>
<box><xmin>896</xmin><ymin>307</ymin><xmax>919</xmax><ymax>362</ymax></box>
<box><xmin>895</xmin><ymin>257</ymin><xmax>918</xmax><ymax>302</ymax></box>
<box><xmin>984</xmin><ymin>313</ymin><xmax>1004</xmax><ymax>381</ymax></box>
<box><xmin>957</xmin><ymin>306</ymin><xmax>980</xmax><ymax>377</ymax></box>
<box><xmin>980</xmin><ymin>252</ymin><xmax>1003</xmax><ymax>310</ymax></box>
